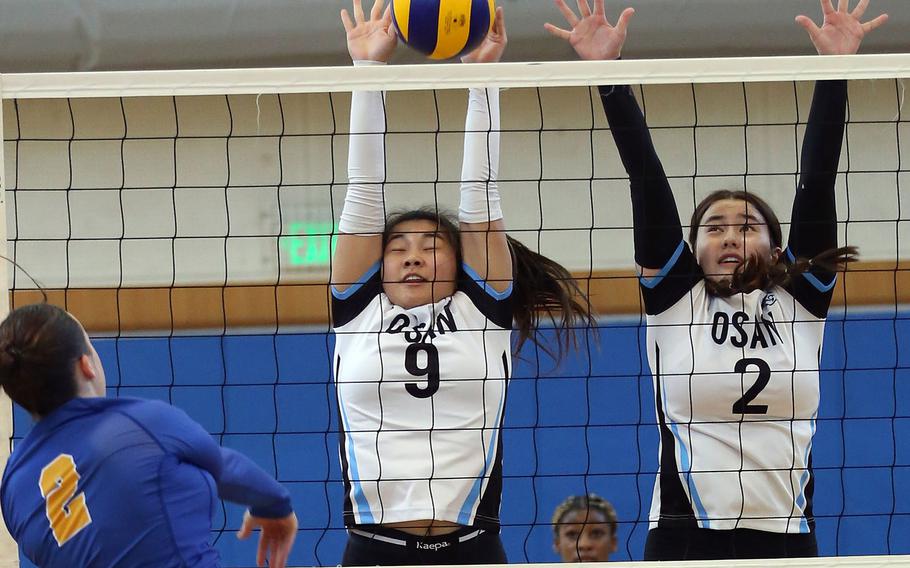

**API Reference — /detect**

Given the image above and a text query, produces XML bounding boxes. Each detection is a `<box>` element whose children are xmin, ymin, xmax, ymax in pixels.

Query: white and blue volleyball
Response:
<box><xmin>392</xmin><ymin>0</ymin><xmax>494</xmax><ymax>60</ymax></box>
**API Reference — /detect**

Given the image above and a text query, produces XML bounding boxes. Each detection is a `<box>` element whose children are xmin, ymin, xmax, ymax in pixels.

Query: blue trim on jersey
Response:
<box><xmin>639</xmin><ymin>240</ymin><xmax>686</xmax><ymax>289</ymax></box>
<box><xmin>332</xmin><ymin>262</ymin><xmax>381</xmax><ymax>300</ymax></box>
<box><xmin>457</xmin><ymin>384</ymin><xmax>506</xmax><ymax>525</ymax></box>
<box><xmin>786</xmin><ymin>248</ymin><xmax>836</xmax><ymax>292</ymax></box>
<box><xmin>795</xmin><ymin>413</ymin><xmax>817</xmax><ymax>533</ymax></box>
<box><xmin>461</xmin><ymin>262</ymin><xmax>513</xmax><ymax>300</ymax></box>
<box><xmin>659</xmin><ymin>376</ymin><xmax>711</xmax><ymax>528</ymax></box>
<box><xmin>338</xmin><ymin>400</ymin><xmax>375</xmax><ymax>524</ymax></box>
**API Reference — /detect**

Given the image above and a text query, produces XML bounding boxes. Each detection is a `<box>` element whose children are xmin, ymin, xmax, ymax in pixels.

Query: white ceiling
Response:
<box><xmin>0</xmin><ymin>0</ymin><xmax>904</xmax><ymax>72</ymax></box>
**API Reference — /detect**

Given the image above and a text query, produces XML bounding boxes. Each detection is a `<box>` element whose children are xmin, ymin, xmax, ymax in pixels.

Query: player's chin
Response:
<box><xmin>704</xmin><ymin>268</ymin><xmax>735</xmax><ymax>284</ymax></box>
<box><xmin>390</xmin><ymin>286</ymin><xmax>433</xmax><ymax>309</ymax></box>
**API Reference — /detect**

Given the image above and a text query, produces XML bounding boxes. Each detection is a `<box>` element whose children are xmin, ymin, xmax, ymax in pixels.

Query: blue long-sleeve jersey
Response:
<box><xmin>1</xmin><ymin>397</ymin><xmax>292</xmax><ymax>568</ymax></box>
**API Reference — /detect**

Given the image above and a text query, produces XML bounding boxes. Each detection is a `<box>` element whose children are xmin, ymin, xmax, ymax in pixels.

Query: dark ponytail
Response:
<box><xmin>508</xmin><ymin>236</ymin><xmax>596</xmax><ymax>362</ymax></box>
<box><xmin>0</xmin><ymin>303</ymin><xmax>89</xmax><ymax>417</ymax></box>
<box><xmin>691</xmin><ymin>190</ymin><xmax>857</xmax><ymax>296</ymax></box>
<box><xmin>704</xmin><ymin>245</ymin><xmax>858</xmax><ymax>297</ymax></box>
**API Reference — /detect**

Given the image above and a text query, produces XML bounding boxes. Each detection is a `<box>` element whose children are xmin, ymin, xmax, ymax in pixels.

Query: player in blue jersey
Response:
<box><xmin>547</xmin><ymin>0</ymin><xmax>887</xmax><ymax>560</ymax></box>
<box><xmin>332</xmin><ymin>1</ymin><xmax>595</xmax><ymax>564</ymax></box>
<box><xmin>0</xmin><ymin>302</ymin><xmax>298</xmax><ymax>568</ymax></box>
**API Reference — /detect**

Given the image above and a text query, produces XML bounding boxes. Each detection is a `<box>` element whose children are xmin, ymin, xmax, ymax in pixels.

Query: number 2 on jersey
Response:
<box><xmin>39</xmin><ymin>454</ymin><xmax>92</xmax><ymax>546</ymax></box>
<box><xmin>732</xmin><ymin>357</ymin><xmax>771</xmax><ymax>415</ymax></box>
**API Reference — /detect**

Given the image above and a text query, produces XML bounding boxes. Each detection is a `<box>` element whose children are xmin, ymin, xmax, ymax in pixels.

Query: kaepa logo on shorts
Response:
<box><xmin>416</xmin><ymin>541</ymin><xmax>451</xmax><ymax>551</ymax></box>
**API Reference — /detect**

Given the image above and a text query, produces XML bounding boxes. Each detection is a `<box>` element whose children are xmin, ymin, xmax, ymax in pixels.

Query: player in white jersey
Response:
<box><xmin>547</xmin><ymin>0</ymin><xmax>888</xmax><ymax>560</ymax></box>
<box><xmin>333</xmin><ymin>1</ymin><xmax>595</xmax><ymax>564</ymax></box>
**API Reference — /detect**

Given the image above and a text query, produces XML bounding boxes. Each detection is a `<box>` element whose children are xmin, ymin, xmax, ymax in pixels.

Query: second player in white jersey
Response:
<box><xmin>547</xmin><ymin>0</ymin><xmax>886</xmax><ymax>560</ymax></box>
<box><xmin>647</xmin><ymin>279</ymin><xmax>824</xmax><ymax>534</ymax></box>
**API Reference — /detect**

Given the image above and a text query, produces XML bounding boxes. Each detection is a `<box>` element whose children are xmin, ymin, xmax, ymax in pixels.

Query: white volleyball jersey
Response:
<box><xmin>642</xmin><ymin>243</ymin><xmax>835</xmax><ymax>534</ymax></box>
<box><xmin>331</xmin><ymin>263</ymin><xmax>512</xmax><ymax>529</ymax></box>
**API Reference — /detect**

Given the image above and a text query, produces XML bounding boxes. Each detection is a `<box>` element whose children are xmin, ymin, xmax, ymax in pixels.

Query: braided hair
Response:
<box><xmin>551</xmin><ymin>493</ymin><xmax>618</xmax><ymax>538</ymax></box>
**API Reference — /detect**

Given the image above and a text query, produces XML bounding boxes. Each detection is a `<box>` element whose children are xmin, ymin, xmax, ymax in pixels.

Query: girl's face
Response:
<box><xmin>553</xmin><ymin>508</ymin><xmax>617</xmax><ymax>562</ymax></box>
<box><xmin>382</xmin><ymin>219</ymin><xmax>458</xmax><ymax>309</ymax></box>
<box><xmin>694</xmin><ymin>198</ymin><xmax>781</xmax><ymax>283</ymax></box>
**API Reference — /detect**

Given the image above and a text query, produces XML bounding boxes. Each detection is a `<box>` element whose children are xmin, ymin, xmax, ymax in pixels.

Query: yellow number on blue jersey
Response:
<box><xmin>38</xmin><ymin>454</ymin><xmax>92</xmax><ymax>546</ymax></box>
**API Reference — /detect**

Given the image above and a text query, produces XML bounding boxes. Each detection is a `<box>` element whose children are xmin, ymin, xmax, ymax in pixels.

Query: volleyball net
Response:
<box><xmin>1</xmin><ymin>54</ymin><xmax>910</xmax><ymax>567</ymax></box>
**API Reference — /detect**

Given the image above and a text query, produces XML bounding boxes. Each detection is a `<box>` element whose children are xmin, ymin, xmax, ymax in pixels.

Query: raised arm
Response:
<box><xmin>787</xmin><ymin>80</ymin><xmax>846</xmax><ymax>260</ymax></box>
<box><xmin>459</xmin><ymin>7</ymin><xmax>511</xmax><ymax>292</ymax></box>
<box><xmin>546</xmin><ymin>0</ymin><xmax>682</xmax><ymax>277</ymax></box>
<box><xmin>790</xmin><ymin>0</ymin><xmax>888</xmax><ymax>261</ymax></box>
<box><xmin>332</xmin><ymin>0</ymin><xmax>398</xmax><ymax>290</ymax></box>
<box><xmin>599</xmin><ymin>86</ymin><xmax>685</xmax><ymax>277</ymax></box>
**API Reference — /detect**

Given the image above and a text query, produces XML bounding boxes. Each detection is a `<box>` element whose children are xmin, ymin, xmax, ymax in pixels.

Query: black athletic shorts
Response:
<box><xmin>644</xmin><ymin>526</ymin><xmax>818</xmax><ymax>560</ymax></box>
<box><xmin>342</xmin><ymin>525</ymin><xmax>508</xmax><ymax>566</ymax></box>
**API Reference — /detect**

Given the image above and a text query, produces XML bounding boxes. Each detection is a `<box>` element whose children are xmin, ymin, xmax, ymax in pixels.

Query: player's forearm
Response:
<box><xmin>599</xmin><ymin>85</ymin><xmax>683</xmax><ymax>269</ymax></box>
<box><xmin>216</xmin><ymin>448</ymin><xmax>293</xmax><ymax>518</ymax></box>
<box><xmin>339</xmin><ymin>63</ymin><xmax>387</xmax><ymax>236</ymax></box>
<box><xmin>789</xmin><ymin>80</ymin><xmax>846</xmax><ymax>257</ymax></box>
<box><xmin>459</xmin><ymin>87</ymin><xmax>502</xmax><ymax>224</ymax></box>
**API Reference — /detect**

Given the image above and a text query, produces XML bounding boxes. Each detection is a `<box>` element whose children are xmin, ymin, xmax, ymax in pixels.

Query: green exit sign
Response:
<box><xmin>281</xmin><ymin>221</ymin><xmax>337</xmax><ymax>267</ymax></box>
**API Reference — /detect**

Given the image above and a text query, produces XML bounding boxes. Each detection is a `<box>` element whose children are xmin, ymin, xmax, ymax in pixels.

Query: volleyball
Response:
<box><xmin>392</xmin><ymin>0</ymin><xmax>494</xmax><ymax>60</ymax></box>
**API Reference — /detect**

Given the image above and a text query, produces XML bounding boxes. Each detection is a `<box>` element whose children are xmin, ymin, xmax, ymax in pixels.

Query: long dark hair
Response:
<box><xmin>689</xmin><ymin>190</ymin><xmax>857</xmax><ymax>296</ymax></box>
<box><xmin>0</xmin><ymin>303</ymin><xmax>89</xmax><ymax>417</ymax></box>
<box><xmin>382</xmin><ymin>208</ymin><xmax>596</xmax><ymax>362</ymax></box>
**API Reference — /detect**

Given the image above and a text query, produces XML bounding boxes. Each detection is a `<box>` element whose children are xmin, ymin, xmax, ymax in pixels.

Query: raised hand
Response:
<box><xmin>544</xmin><ymin>0</ymin><xmax>634</xmax><ymax>61</ymax></box>
<box><xmin>237</xmin><ymin>511</ymin><xmax>298</xmax><ymax>568</ymax></box>
<box><xmin>462</xmin><ymin>6</ymin><xmax>508</xmax><ymax>64</ymax></box>
<box><xmin>341</xmin><ymin>0</ymin><xmax>398</xmax><ymax>62</ymax></box>
<box><xmin>795</xmin><ymin>0</ymin><xmax>888</xmax><ymax>55</ymax></box>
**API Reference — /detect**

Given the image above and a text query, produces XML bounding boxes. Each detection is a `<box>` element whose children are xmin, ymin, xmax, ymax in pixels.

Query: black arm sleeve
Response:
<box><xmin>785</xmin><ymin>80</ymin><xmax>847</xmax><ymax>318</ymax></box>
<box><xmin>599</xmin><ymin>85</ymin><xmax>684</xmax><ymax>269</ymax></box>
<box><xmin>788</xmin><ymin>79</ymin><xmax>847</xmax><ymax>259</ymax></box>
<box><xmin>599</xmin><ymin>85</ymin><xmax>701</xmax><ymax>315</ymax></box>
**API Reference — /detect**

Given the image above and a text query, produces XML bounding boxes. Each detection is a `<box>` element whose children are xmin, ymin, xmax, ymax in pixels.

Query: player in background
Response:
<box><xmin>333</xmin><ymin>0</ymin><xmax>595</xmax><ymax>564</ymax></box>
<box><xmin>547</xmin><ymin>0</ymin><xmax>887</xmax><ymax>560</ymax></box>
<box><xmin>552</xmin><ymin>494</ymin><xmax>618</xmax><ymax>562</ymax></box>
<box><xmin>0</xmin><ymin>302</ymin><xmax>298</xmax><ymax>568</ymax></box>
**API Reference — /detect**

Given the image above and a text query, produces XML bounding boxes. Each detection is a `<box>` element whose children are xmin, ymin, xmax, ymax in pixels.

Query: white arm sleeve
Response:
<box><xmin>338</xmin><ymin>61</ymin><xmax>387</xmax><ymax>235</ymax></box>
<box><xmin>459</xmin><ymin>87</ymin><xmax>502</xmax><ymax>224</ymax></box>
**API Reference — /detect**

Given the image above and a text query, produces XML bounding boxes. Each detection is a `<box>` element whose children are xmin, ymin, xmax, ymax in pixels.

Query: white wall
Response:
<box><xmin>3</xmin><ymin>78</ymin><xmax>908</xmax><ymax>289</ymax></box>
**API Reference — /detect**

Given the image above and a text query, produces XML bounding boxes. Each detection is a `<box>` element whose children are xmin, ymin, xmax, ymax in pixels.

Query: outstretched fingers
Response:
<box><xmin>341</xmin><ymin>8</ymin><xmax>355</xmax><ymax>32</ymax></box>
<box><xmin>614</xmin><ymin>7</ymin><xmax>635</xmax><ymax>34</ymax></box>
<box><xmin>492</xmin><ymin>6</ymin><xmax>506</xmax><ymax>39</ymax></box>
<box><xmin>818</xmin><ymin>0</ymin><xmax>836</xmax><ymax>16</ymax></box>
<box><xmin>576</xmin><ymin>0</ymin><xmax>592</xmax><ymax>19</ymax></box>
<box><xmin>553</xmin><ymin>0</ymin><xmax>579</xmax><ymax>28</ymax></box>
<box><xmin>861</xmin><ymin>12</ymin><xmax>888</xmax><ymax>32</ymax></box>
<box><xmin>851</xmin><ymin>0</ymin><xmax>870</xmax><ymax>18</ymax></box>
<box><xmin>795</xmin><ymin>14</ymin><xmax>821</xmax><ymax>36</ymax></box>
<box><xmin>353</xmin><ymin>0</ymin><xmax>366</xmax><ymax>23</ymax></box>
<box><xmin>370</xmin><ymin>0</ymin><xmax>385</xmax><ymax>21</ymax></box>
<box><xmin>544</xmin><ymin>22</ymin><xmax>572</xmax><ymax>40</ymax></box>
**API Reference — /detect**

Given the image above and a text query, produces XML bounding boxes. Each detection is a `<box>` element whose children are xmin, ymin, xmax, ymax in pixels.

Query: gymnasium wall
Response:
<box><xmin>12</xmin><ymin>309</ymin><xmax>910</xmax><ymax>566</ymax></box>
<box><xmin>5</xmin><ymin>80</ymin><xmax>907</xmax><ymax>291</ymax></box>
